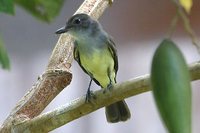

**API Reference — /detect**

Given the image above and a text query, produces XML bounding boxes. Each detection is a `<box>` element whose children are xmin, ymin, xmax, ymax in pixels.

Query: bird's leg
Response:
<box><xmin>107</xmin><ymin>82</ymin><xmax>113</xmax><ymax>90</ymax></box>
<box><xmin>85</xmin><ymin>78</ymin><xmax>93</xmax><ymax>103</ymax></box>
<box><xmin>105</xmin><ymin>77</ymin><xmax>113</xmax><ymax>95</ymax></box>
<box><xmin>107</xmin><ymin>74</ymin><xmax>113</xmax><ymax>90</ymax></box>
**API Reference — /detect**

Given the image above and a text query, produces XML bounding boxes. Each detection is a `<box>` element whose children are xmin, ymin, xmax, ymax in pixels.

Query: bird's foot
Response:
<box><xmin>107</xmin><ymin>83</ymin><xmax>113</xmax><ymax>90</ymax></box>
<box><xmin>85</xmin><ymin>90</ymin><xmax>95</xmax><ymax>103</ymax></box>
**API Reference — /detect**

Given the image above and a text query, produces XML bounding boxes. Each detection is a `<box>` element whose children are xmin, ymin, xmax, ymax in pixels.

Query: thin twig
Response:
<box><xmin>166</xmin><ymin>11</ymin><xmax>178</xmax><ymax>38</ymax></box>
<box><xmin>171</xmin><ymin>0</ymin><xmax>200</xmax><ymax>53</ymax></box>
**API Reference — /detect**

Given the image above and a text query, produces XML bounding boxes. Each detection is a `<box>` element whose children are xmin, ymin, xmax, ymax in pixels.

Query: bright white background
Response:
<box><xmin>0</xmin><ymin>0</ymin><xmax>200</xmax><ymax>133</ymax></box>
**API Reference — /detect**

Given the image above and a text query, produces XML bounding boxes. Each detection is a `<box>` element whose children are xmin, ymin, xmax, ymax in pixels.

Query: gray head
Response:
<box><xmin>55</xmin><ymin>14</ymin><xmax>100</xmax><ymax>39</ymax></box>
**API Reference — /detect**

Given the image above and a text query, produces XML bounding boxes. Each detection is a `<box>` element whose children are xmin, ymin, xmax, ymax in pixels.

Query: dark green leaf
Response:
<box><xmin>0</xmin><ymin>0</ymin><xmax>14</xmax><ymax>14</ymax></box>
<box><xmin>151</xmin><ymin>39</ymin><xmax>191</xmax><ymax>133</ymax></box>
<box><xmin>0</xmin><ymin>37</ymin><xmax>10</xmax><ymax>70</ymax></box>
<box><xmin>15</xmin><ymin>0</ymin><xmax>64</xmax><ymax>22</ymax></box>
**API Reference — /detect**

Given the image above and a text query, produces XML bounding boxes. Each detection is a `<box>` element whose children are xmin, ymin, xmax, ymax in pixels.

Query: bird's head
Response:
<box><xmin>55</xmin><ymin>14</ymin><xmax>98</xmax><ymax>39</ymax></box>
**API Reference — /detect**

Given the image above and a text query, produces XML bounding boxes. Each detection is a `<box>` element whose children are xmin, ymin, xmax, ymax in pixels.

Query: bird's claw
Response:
<box><xmin>107</xmin><ymin>83</ymin><xmax>113</xmax><ymax>90</ymax></box>
<box><xmin>85</xmin><ymin>90</ymin><xmax>95</xmax><ymax>103</ymax></box>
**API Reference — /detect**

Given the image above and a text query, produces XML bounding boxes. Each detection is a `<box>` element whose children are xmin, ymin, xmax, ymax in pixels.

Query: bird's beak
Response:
<box><xmin>55</xmin><ymin>26</ymin><xmax>68</xmax><ymax>34</ymax></box>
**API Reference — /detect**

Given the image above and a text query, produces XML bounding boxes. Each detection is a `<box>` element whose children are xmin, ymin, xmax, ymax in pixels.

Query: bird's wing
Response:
<box><xmin>107</xmin><ymin>37</ymin><xmax>118</xmax><ymax>74</ymax></box>
<box><xmin>74</xmin><ymin>41</ymin><xmax>89</xmax><ymax>75</ymax></box>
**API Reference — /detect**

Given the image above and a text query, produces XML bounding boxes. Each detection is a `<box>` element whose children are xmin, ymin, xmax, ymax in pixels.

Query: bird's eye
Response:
<box><xmin>74</xmin><ymin>18</ymin><xmax>81</xmax><ymax>25</ymax></box>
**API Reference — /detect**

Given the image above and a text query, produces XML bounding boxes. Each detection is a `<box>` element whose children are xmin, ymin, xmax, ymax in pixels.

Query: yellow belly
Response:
<box><xmin>80</xmin><ymin>48</ymin><xmax>115</xmax><ymax>88</ymax></box>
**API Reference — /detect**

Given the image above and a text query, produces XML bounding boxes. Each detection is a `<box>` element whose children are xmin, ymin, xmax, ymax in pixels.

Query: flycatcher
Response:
<box><xmin>55</xmin><ymin>13</ymin><xmax>131</xmax><ymax>123</ymax></box>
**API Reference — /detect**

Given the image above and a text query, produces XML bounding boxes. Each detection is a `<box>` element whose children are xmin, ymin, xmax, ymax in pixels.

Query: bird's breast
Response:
<box><xmin>78</xmin><ymin>46</ymin><xmax>115</xmax><ymax>88</ymax></box>
<box><xmin>79</xmin><ymin>47</ymin><xmax>113</xmax><ymax>73</ymax></box>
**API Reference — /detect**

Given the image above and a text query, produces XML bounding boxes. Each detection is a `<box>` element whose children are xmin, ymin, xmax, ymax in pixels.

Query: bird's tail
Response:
<box><xmin>105</xmin><ymin>100</ymin><xmax>131</xmax><ymax>123</ymax></box>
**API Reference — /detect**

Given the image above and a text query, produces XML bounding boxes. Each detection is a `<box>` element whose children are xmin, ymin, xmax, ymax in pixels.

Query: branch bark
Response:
<box><xmin>0</xmin><ymin>0</ymin><xmax>111</xmax><ymax>132</ymax></box>
<box><xmin>11</xmin><ymin>62</ymin><xmax>200</xmax><ymax>132</ymax></box>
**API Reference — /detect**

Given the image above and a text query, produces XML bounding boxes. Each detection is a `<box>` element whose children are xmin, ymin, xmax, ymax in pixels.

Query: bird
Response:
<box><xmin>55</xmin><ymin>13</ymin><xmax>131</xmax><ymax>123</ymax></box>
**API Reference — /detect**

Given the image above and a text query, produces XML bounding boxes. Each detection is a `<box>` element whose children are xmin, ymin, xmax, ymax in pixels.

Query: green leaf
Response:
<box><xmin>151</xmin><ymin>39</ymin><xmax>191</xmax><ymax>133</ymax></box>
<box><xmin>0</xmin><ymin>0</ymin><xmax>14</xmax><ymax>14</ymax></box>
<box><xmin>15</xmin><ymin>0</ymin><xmax>64</xmax><ymax>22</ymax></box>
<box><xmin>0</xmin><ymin>37</ymin><xmax>10</xmax><ymax>70</ymax></box>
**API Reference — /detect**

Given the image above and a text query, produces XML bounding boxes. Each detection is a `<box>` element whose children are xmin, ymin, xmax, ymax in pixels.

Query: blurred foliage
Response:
<box><xmin>15</xmin><ymin>0</ymin><xmax>64</xmax><ymax>22</ymax></box>
<box><xmin>0</xmin><ymin>0</ymin><xmax>64</xmax><ymax>69</ymax></box>
<box><xmin>0</xmin><ymin>0</ymin><xmax>14</xmax><ymax>14</ymax></box>
<box><xmin>151</xmin><ymin>39</ymin><xmax>191</xmax><ymax>133</ymax></box>
<box><xmin>0</xmin><ymin>37</ymin><xmax>10</xmax><ymax>70</ymax></box>
<box><xmin>0</xmin><ymin>0</ymin><xmax>64</xmax><ymax>22</ymax></box>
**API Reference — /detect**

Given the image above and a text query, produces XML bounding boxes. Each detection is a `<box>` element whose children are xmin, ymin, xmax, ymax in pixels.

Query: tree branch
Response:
<box><xmin>11</xmin><ymin>62</ymin><xmax>200</xmax><ymax>132</ymax></box>
<box><xmin>170</xmin><ymin>0</ymin><xmax>200</xmax><ymax>52</ymax></box>
<box><xmin>0</xmin><ymin>0</ymin><xmax>111</xmax><ymax>132</ymax></box>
